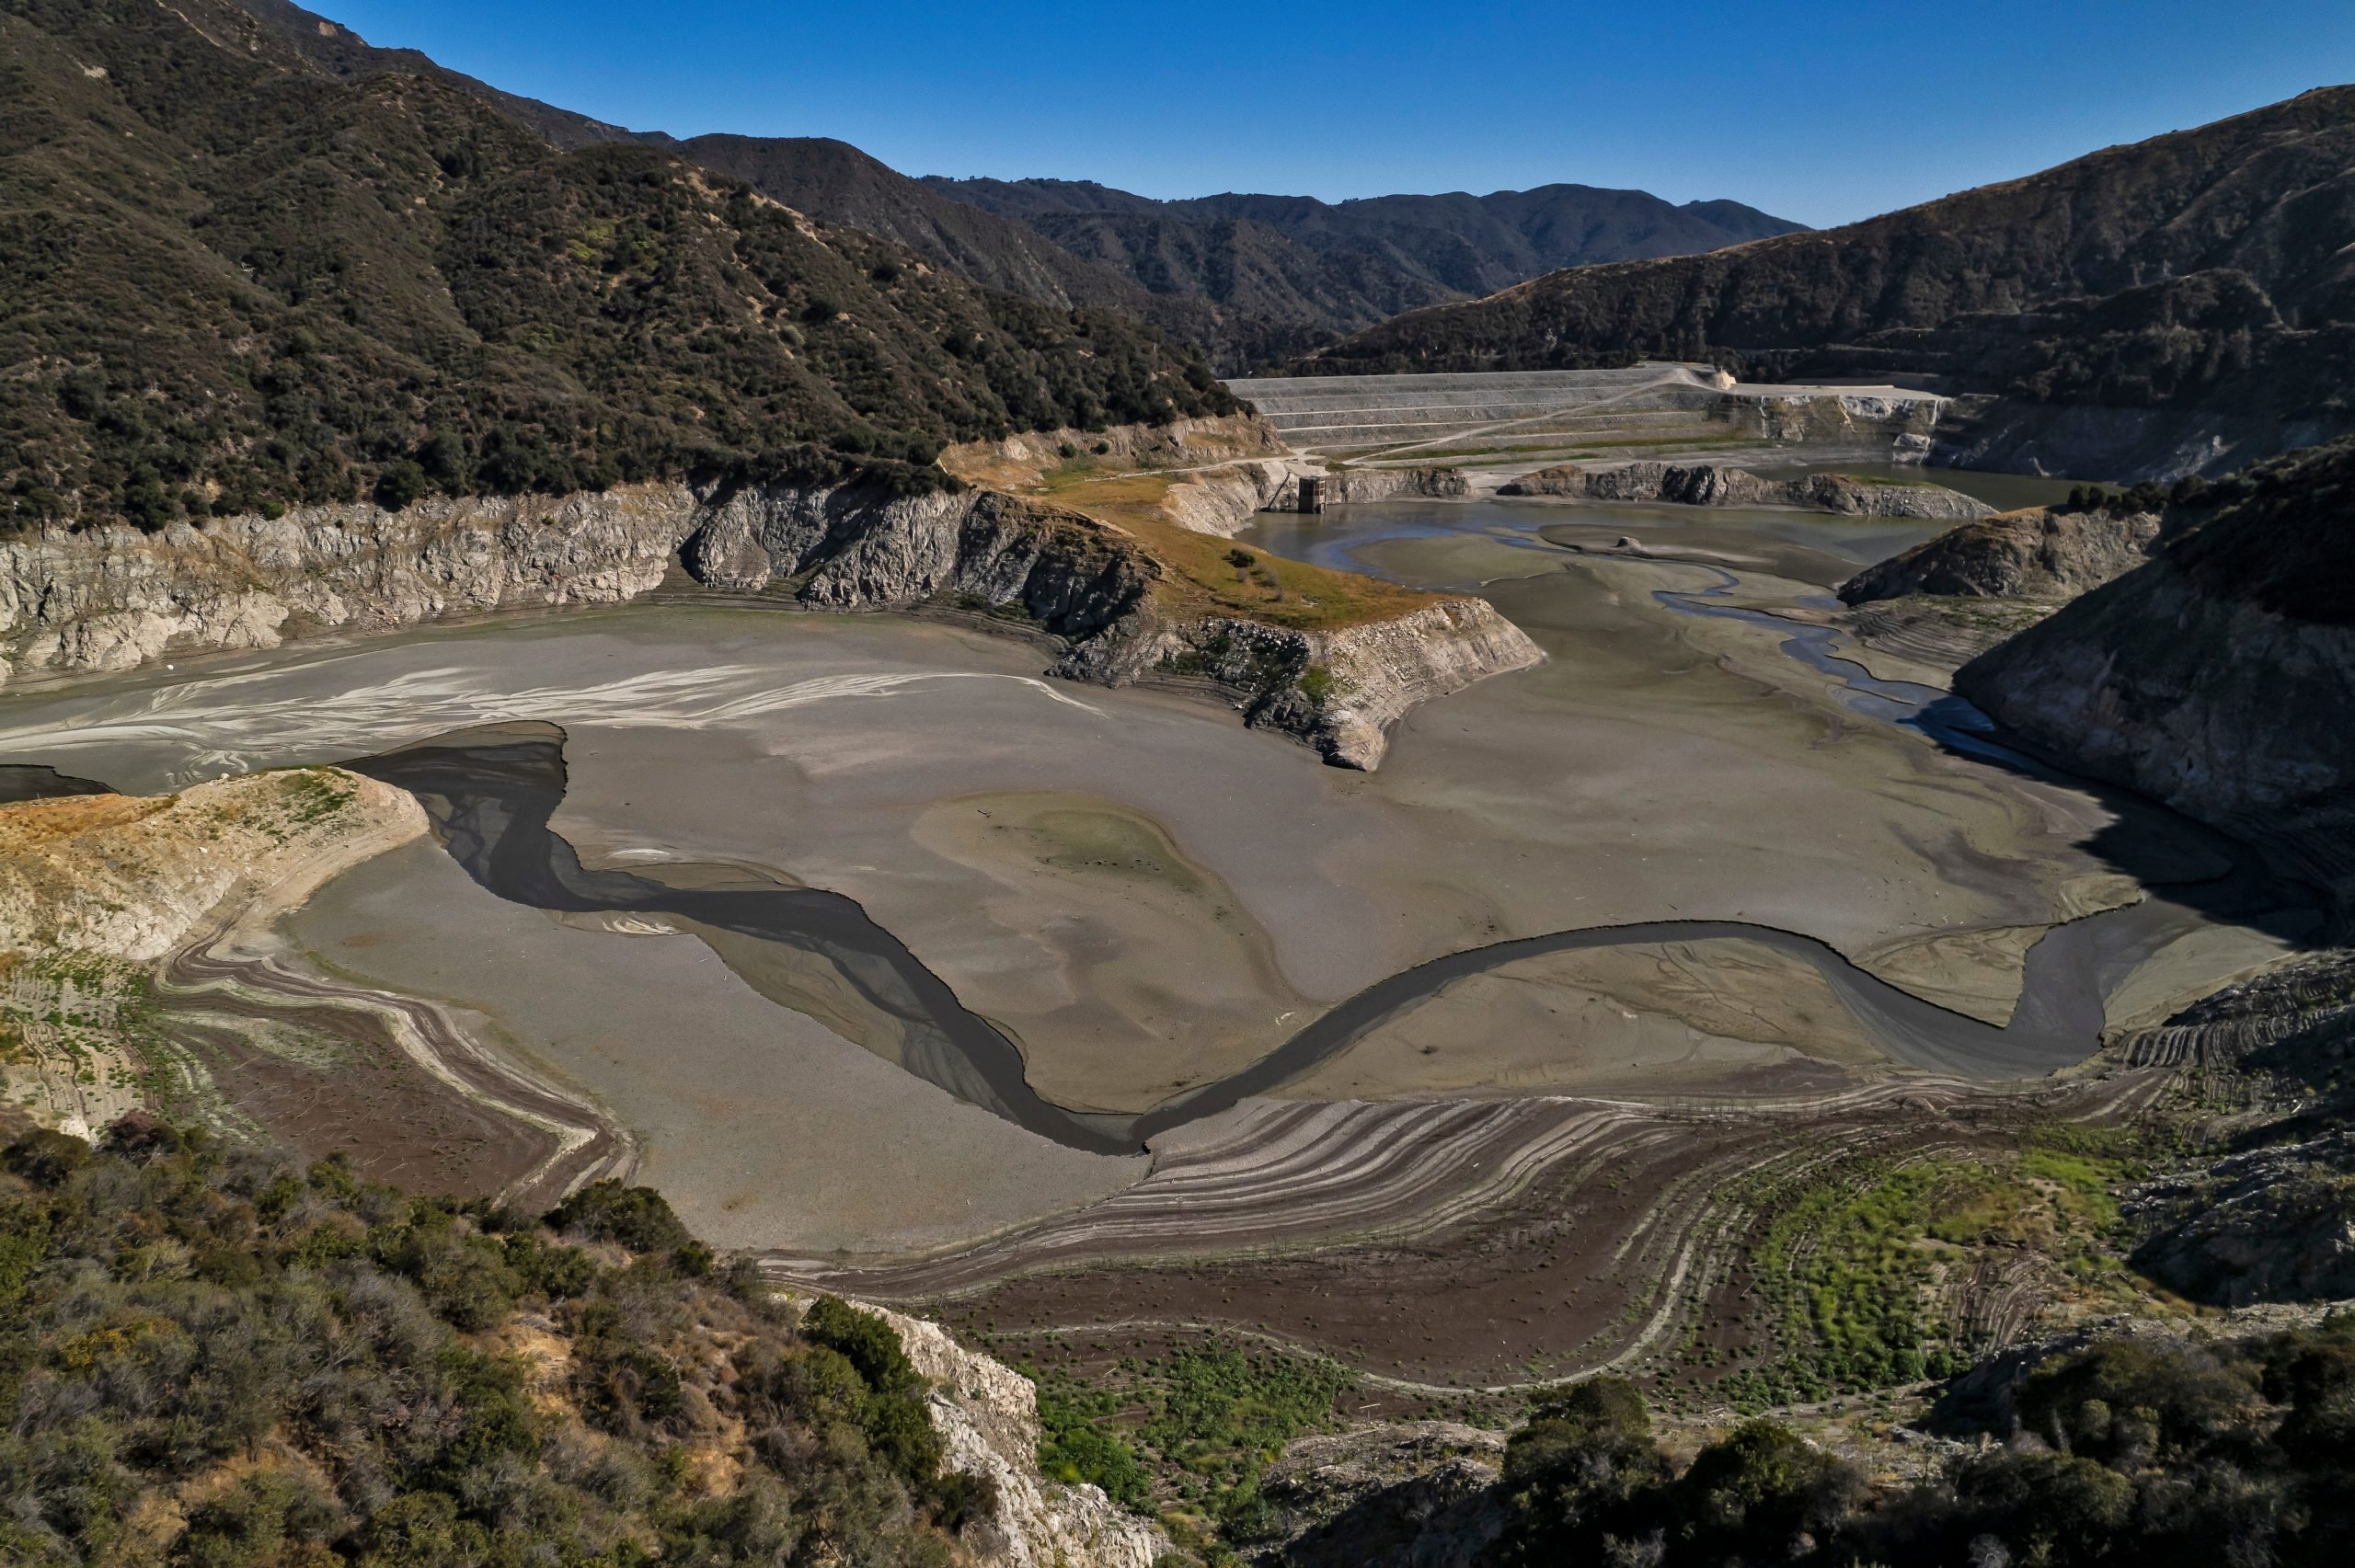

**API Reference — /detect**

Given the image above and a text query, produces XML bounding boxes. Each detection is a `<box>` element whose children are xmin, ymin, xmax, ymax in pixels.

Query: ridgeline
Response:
<box><xmin>0</xmin><ymin>0</ymin><xmax>1235</xmax><ymax>535</ymax></box>
<box><xmin>1304</xmin><ymin>87</ymin><xmax>2355</xmax><ymax>475</ymax></box>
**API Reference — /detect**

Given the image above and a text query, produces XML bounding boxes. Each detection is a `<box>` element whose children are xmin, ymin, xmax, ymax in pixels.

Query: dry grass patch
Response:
<box><xmin>1040</xmin><ymin>470</ymin><xmax>1440</xmax><ymax>633</ymax></box>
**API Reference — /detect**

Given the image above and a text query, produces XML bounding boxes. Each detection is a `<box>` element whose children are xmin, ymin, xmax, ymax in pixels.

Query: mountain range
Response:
<box><xmin>0</xmin><ymin>0</ymin><xmax>1233</xmax><ymax>531</ymax></box>
<box><xmin>1304</xmin><ymin>87</ymin><xmax>2355</xmax><ymax>475</ymax></box>
<box><xmin>207</xmin><ymin>0</ymin><xmax>1802</xmax><ymax>372</ymax></box>
<box><xmin>918</xmin><ymin>176</ymin><xmax>1801</xmax><ymax>359</ymax></box>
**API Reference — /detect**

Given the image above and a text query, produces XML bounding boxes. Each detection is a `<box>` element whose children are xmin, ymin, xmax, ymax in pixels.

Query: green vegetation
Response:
<box><xmin>1713</xmin><ymin>1131</ymin><xmax>2159</xmax><ymax>1409</ymax></box>
<box><xmin>0</xmin><ymin>955</ymin><xmax>177</xmax><ymax>1129</ymax></box>
<box><xmin>0</xmin><ymin>1117</ymin><xmax>988</xmax><ymax>1566</ymax></box>
<box><xmin>1040</xmin><ymin>470</ymin><xmax>1438</xmax><ymax>632</ymax></box>
<box><xmin>1027</xmin><ymin>1338</ymin><xmax>1351</xmax><ymax>1532</ymax></box>
<box><xmin>0</xmin><ymin>0</ymin><xmax>1235</xmax><ymax>534</ymax></box>
<box><xmin>1498</xmin><ymin>1336</ymin><xmax>2355</xmax><ymax>1565</ymax></box>
<box><xmin>1035</xmin><ymin>1379</ymin><xmax>1153</xmax><ymax>1508</ymax></box>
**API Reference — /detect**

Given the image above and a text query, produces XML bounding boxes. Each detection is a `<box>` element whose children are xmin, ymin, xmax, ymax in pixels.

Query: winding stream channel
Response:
<box><xmin>343</xmin><ymin>682</ymin><xmax>2305</xmax><ymax>1157</ymax></box>
<box><xmin>1</xmin><ymin>501</ymin><xmax>2319</xmax><ymax>1158</ymax></box>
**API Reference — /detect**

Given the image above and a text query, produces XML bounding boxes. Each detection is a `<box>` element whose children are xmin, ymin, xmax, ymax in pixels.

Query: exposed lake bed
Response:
<box><xmin>0</xmin><ymin>498</ymin><xmax>2318</xmax><ymax>1274</ymax></box>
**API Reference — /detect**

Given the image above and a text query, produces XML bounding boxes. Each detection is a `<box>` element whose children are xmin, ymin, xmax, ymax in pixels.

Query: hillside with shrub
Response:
<box><xmin>925</xmin><ymin>177</ymin><xmax>1802</xmax><ymax>349</ymax></box>
<box><xmin>0</xmin><ymin>0</ymin><xmax>1234</xmax><ymax>535</ymax></box>
<box><xmin>0</xmin><ymin>1118</ymin><xmax>997</xmax><ymax>1566</ymax></box>
<box><xmin>1304</xmin><ymin>88</ymin><xmax>2355</xmax><ymax>470</ymax></box>
<box><xmin>206</xmin><ymin>3</ymin><xmax>1798</xmax><ymax>375</ymax></box>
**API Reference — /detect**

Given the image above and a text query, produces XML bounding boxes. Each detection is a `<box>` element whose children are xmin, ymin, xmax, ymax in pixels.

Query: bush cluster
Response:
<box><xmin>0</xmin><ymin>1120</ymin><xmax>983</xmax><ymax>1566</ymax></box>
<box><xmin>1498</xmin><ymin>1335</ymin><xmax>2355</xmax><ymax>1566</ymax></box>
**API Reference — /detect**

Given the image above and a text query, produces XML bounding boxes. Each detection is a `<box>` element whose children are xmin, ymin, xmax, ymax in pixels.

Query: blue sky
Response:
<box><xmin>322</xmin><ymin>1</ymin><xmax>2355</xmax><ymax>227</ymax></box>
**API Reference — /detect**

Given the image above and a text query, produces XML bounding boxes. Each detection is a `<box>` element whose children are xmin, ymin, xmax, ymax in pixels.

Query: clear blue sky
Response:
<box><xmin>322</xmin><ymin>0</ymin><xmax>2355</xmax><ymax>227</ymax></box>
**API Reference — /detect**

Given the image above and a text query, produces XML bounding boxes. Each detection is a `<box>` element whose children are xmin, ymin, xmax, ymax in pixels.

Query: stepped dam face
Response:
<box><xmin>1225</xmin><ymin>363</ymin><xmax>1952</xmax><ymax>472</ymax></box>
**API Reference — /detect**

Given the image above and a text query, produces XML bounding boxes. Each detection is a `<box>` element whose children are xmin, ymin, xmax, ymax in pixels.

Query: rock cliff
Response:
<box><xmin>867</xmin><ymin>1306</ymin><xmax>1169</xmax><ymax>1568</ymax></box>
<box><xmin>0</xmin><ymin>479</ymin><xmax>1155</xmax><ymax>689</ymax></box>
<box><xmin>1960</xmin><ymin>559</ymin><xmax>2355</xmax><ymax>906</ymax></box>
<box><xmin>1504</xmin><ymin>462</ymin><xmax>1991</xmax><ymax>520</ymax></box>
<box><xmin>1839</xmin><ymin>506</ymin><xmax>2162</xmax><ymax>604</ymax></box>
<box><xmin>1955</xmin><ymin>439</ymin><xmax>2355</xmax><ymax>911</ymax></box>
<box><xmin>0</xmin><ymin>488</ymin><xmax>703</xmax><ymax>680</ymax></box>
<box><xmin>0</xmin><ymin>461</ymin><xmax>1539</xmax><ymax>769</ymax></box>
<box><xmin>1152</xmin><ymin>598</ymin><xmax>1545</xmax><ymax>769</ymax></box>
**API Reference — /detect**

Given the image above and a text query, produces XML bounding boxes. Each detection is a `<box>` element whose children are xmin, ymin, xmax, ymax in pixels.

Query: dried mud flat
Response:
<box><xmin>0</xmin><ymin>499</ymin><xmax>2315</xmax><ymax>1326</ymax></box>
<box><xmin>775</xmin><ymin>1067</ymin><xmax>2181</xmax><ymax>1393</ymax></box>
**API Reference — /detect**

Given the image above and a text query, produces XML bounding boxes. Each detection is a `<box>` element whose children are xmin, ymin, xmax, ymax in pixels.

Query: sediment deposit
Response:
<box><xmin>0</xmin><ymin>769</ymin><xmax>424</xmax><ymax>961</ymax></box>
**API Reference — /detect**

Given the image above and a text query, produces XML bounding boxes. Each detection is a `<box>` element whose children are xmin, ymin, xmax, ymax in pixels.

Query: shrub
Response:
<box><xmin>3</xmin><ymin>1129</ymin><xmax>89</xmax><ymax>1186</ymax></box>
<box><xmin>546</xmin><ymin>1179</ymin><xmax>693</xmax><ymax>1253</ymax></box>
<box><xmin>373</xmin><ymin>460</ymin><xmax>428</xmax><ymax>512</ymax></box>
<box><xmin>801</xmin><ymin>1297</ymin><xmax>922</xmax><ymax>1398</ymax></box>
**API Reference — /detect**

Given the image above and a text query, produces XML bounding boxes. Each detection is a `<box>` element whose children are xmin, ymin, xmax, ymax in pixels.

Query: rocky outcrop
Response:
<box><xmin>0</xmin><ymin>487</ymin><xmax>704</xmax><ymax>680</ymax></box>
<box><xmin>0</xmin><ymin>771</ymin><xmax>425</xmax><ymax>962</ymax></box>
<box><xmin>2128</xmin><ymin>1132</ymin><xmax>2355</xmax><ymax>1305</ymax></box>
<box><xmin>1154</xmin><ymin>599</ymin><xmax>1544</xmax><ymax>769</ymax></box>
<box><xmin>1839</xmin><ymin>507</ymin><xmax>2162</xmax><ymax>604</ymax></box>
<box><xmin>1251</xmin><ymin>1423</ymin><xmax>1510</xmax><ymax>1568</ymax></box>
<box><xmin>1505</xmin><ymin>462</ymin><xmax>1991</xmax><ymax>520</ymax></box>
<box><xmin>681</xmin><ymin>481</ymin><xmax>1161</xmax><ymax>669</ymax></box>
<box><xmin>1786</xmin><ymin>470</ymin><xmax>1990</xmax><ymax>519</ymax></box>
<box><xmin>0</xmin><ymin>478</ymin><xmax>1166</xmax><ymax>686</ymax></box>
<box><xmin>1956</xmin><ymin>439</ymin><xmax>2355</xmax><ymax>911</ymax></box>
<box><xmin>1957</xmin><ymin>560</ymin><xmax>2355</xmax><ymax>909</ymax></box>
<box><xmin>867</xmin><ymin>1306</ymin><xmax>1167</xmax><ymax>1568</ymax></box>
<box><xmin>1495</xmin><ymin>465</ymin><xmax>1587</xmax><ymax>498</ymax></box>
<box><xmin>0</xmin><ymin>464</ymin><xmax>1540</xmax><ymax>772</ymax></box>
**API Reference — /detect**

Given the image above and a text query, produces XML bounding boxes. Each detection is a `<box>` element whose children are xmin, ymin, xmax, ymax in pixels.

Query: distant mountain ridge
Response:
<box><xmin>927</xmin><ymin>175</ymin><xmax>1802</xmax><ymax>291</ymax></box>
<box><xmin>215</xmin><ymin>0</ymin><xmax>1801</xmax><ymax>371</ymax></box>
<box><xmin>923</xmin><ymin>176</ymin><xmax>1805</xmax><ymax>357</ymax></box>
<box><xmin>1303</xmin><ymin>87</ymin><xmax>2355</xmax><ymax>477</ymax></box>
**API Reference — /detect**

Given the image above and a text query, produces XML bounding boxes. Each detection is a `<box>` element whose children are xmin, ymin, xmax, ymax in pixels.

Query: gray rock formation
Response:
<box><xmin>0</xmin><ymin>470</ymin><xmax>1539</xmax><ymax>771</ymax></box>
<box><xmin>1155</xmin><ymin>600</ymin><xmax>1544</xmax><ymax>769</ymax></box>
<box><xmin>1503</xmin><ymin>462</ymin><xmax>1991</xmax><ymax>520</ymax></box>
<box><xmin>1839</xmin><ymin>507</ymin><xmax>2162</xmax><ymax>605</ymax></box>
<box><xmin>0</xmin><ymin>487</ymin><xmax>704</xmax><ymax>679</ymax></box>
<box><xmin>1249</xmin><ymin>1423</ymin><xmax>1509</xmax><ymax>1568</ymax></box>
<box><xmin>2128</xmin><ymin>1132</ymin><xmax>2355</xmax><ymax>1306</ymax></box>
<box><xmin>1956</xmin><ymin>560</ymin><xmax>2355</xmax><ymax>909</ymax></box>
<box><xmin>868</xmin><ymin>1306</ymin><xmax>1168</xmax><ymax>1568</ymax></box>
